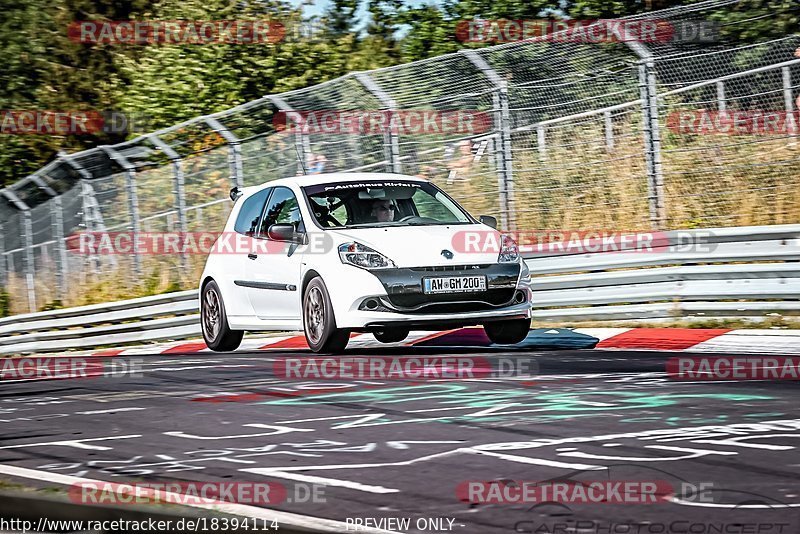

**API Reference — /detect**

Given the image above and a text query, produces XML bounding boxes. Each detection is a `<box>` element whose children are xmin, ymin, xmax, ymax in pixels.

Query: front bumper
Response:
<box><xmin>327</xmin><ymin>261</ymin><xmax>532</xmax><ymax>329</ymax></box>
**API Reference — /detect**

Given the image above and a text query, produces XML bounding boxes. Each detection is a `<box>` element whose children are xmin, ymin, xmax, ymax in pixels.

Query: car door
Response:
<box><xmin>244</xmin><ymin>186</ymin><xmax>304</xmax><ymax>321</ymax></box>
<box><xmin>227</xmin><ymin>186</ymin><xmax>272</xmax><ymax>318</ymax></box>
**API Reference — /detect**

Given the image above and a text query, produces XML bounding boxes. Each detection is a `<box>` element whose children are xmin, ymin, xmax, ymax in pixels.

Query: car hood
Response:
<box><xmin>326</xmin><ymin>224</ymin><xmax>502</xmax><ymax>267</ymax></box>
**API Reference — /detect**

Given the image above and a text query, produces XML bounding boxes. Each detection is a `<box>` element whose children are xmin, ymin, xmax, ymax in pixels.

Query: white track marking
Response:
<box><xmin>0</xmin><ymin>464</ymin><xmax>400</xmax><ymax>533</ymax></box>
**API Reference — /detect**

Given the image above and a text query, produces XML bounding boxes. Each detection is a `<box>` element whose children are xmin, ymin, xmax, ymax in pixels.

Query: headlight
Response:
<box><xmin>338</xmin><ymin>242</ymin><xmax>396</xmax><ymax>269</ymax></box>
<box><xmin>498</xmin><ymin>233</ymin><xmax>520</xmax><ymax>263</ymax></box>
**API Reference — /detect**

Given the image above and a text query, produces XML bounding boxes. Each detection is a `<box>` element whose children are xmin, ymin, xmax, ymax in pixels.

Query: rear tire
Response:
<box><xmin>373</xmin><ymin>328</ymin><xmax>409</xmax><ymax>344</ymax></box>
<box><xmin>303</xmin><ymin>277</ymin><xmax>350</xmax><ymax>353</ymax></box>
<box><xmin>201</xmin><ymin>280</ymin><xmax>244</xmax><ymax>352</ymax></box>
<box><xmin>484</xmin><ymin>318</ymin><xmax>531</xmax><ymax>345</ymax></box>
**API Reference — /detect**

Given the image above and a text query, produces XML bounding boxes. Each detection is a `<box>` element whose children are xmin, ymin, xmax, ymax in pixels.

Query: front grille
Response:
<box><xmin>385</xmin><ymin>288</ymin><xmax>515</xmax><ymax>311</ymax></box>
<box><xmin>409</xmin><ymin>264</ymin><xmax>491</xmax><ymax>272</ymax></box>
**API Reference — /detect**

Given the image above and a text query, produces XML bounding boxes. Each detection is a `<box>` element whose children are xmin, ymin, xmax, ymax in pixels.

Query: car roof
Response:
<box><xmin>240</xmin><ymin>172</ymin><xmax>427</xmax><ymax>196</ymax></box>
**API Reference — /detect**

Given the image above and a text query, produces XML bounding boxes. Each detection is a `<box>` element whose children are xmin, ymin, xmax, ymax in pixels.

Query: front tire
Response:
<box><xmin>373</xmin><ymin>328</ymin><xmax>409</xmax><ymax>344</ymax></box>
<box><xmin>484</xmin><ymin>318</ymin><xmax>531</xmax><ymax>345</ymax></box>
<box><xmin>201</xmin><ymin>280</ymin><xmax>243</xmax><ymax>351</ymax></box>
<box><xmin>303</xmin><ymin>277</ymin><xmax>350</xmax><ymax>353</ymax></box>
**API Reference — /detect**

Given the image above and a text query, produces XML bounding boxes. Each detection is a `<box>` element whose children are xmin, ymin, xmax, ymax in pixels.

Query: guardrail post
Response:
<box><xmin>100</xmin><ymin>147</ymin><xmax>141</xmax><ymax>279</ymax></box>
<box><xmin>783</xmin><ymin>66</ymin><xmax>797</xmax><ymax>135</ymax></box>
<box><xmin>461</xmin><ymin>50</ymin><xmax>517</xmax><ymax>230</ymax></box>
<box><xmin>204</xmin><ymin>117</ymin><xmax>244</xmax><ymax>187</ymax></box>
<box><xmin>354</xmin><ymin>72</ymin><xmax>402</xmax><ymax>174</ymax></box>
<box><xmin>149</xmin><ymin>135</ymin><xmax>188</xmax><ymax>271</ymax></box>
<box><xmin>269</xmin><ymin>96</ymin><xmax>309</xmax><ymax>175</ymax></box>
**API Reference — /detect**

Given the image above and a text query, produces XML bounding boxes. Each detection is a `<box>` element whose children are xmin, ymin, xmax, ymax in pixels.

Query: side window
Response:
<box><xmin>234</xmin><ymin>188</ymin><xmax>271</xmax><ymax>236</ymax></box>
<box><xmin>259</xmin><ymin>187</ymin><xmax>303</xmax><ymax>237</ymax></box>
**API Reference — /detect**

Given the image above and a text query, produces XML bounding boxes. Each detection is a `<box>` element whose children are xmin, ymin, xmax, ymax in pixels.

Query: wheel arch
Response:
<box><xmin>301</xmin><ymin>269</ymin><xmax>321</xmax><ymax>296</ymax></box>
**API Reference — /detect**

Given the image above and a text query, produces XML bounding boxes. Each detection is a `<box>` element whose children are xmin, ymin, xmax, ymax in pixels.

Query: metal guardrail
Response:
<box><xmin>0</xmin><ymin>224</ymin><xmax>798</xmax><ymax>354</ymax></box>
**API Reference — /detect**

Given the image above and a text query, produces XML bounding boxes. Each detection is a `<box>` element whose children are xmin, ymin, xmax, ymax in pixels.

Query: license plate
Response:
<box><xmin>423</xmin><ymin>275</ymin><xmax>487</xmax><ymax>294</ymax></box>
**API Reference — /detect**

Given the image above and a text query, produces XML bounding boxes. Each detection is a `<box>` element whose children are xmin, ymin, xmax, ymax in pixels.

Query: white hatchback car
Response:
<box><xmin>199</xmin><ymin>173</ymin><xmax>532</xmax><ymax>353</ymax></box>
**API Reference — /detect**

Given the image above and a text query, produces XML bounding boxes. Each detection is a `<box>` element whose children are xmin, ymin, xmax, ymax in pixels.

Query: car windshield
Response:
<box><xmin>302</xmin><ymin>180</ymin><xmax>473</xmax><ymax>229</ymax></box>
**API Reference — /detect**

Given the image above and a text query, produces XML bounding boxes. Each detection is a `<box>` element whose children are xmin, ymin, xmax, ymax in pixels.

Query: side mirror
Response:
<box><xmin>230</xmin><ymin>187</ymin><xmax>243</xmax><ymax>202</ymax></box>
<box><xmin>267</xmin><ymin>224</ymin><xmax>304</xmax><ymax>243</ymax></box>
<box><xmin>479</xmin><ymin>215</ymin><xmax>497</xmax><ymax>229</ymax></box>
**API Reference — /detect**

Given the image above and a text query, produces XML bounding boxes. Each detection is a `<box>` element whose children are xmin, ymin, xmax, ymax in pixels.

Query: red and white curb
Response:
<box><xmin>69</xmin><ymin>328</ymin><xmax>800</xmax><ymax>357</ymax></box>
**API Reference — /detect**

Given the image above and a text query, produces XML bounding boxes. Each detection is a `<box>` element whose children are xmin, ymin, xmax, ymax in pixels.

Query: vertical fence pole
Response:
<box><xmin>354</xmin><ymin>72</ymin><xmax>402</xmax><ymax>174</ymax></box>
<box><xmin>461</xmin><ymin>50</ymin><xmax>517</xmax><ymax>230</ymax></box>
<box><xmin>627</xmin><ymin>42</ymin><xmax>666</xmax><ymax>229</ymax></box>
<box><xmin>125</xmin><ymin>169</ymin><xmax>142</xmax><ymax>278</ymax></box>
<box><xmin>269</xmin><ymin>97</ymin><xmax>309</xmax><ymax>175</ymax></box>
<box><xmin>149</xmin><ymin>135</ymin><xmax>188</xmax><ymax>272</ymax></box>
<box><xmin>0</xmin><ymin>223</ymin><xmax>5</xmax><ymax>289</ymax></box>
<box><xmin>536</xmin><ymin>125</ymin><xmax>547</xmax><ymax>160</ymax></box>
<box><xmin>100</xmin><ymin>147</ymin><xmax>141</xmax><ymax>279</ymax></box>
<box><xmin>604</xmin><ymin>111</ymin><xmax>615</xmax><ymax>151</ymax></box>
<box><xmin>205</xmin><ymin>117</ymin><xmax>244</xmax><ymax>187</ymax></box>
<box><xmin>22</xmin><ymin>210</ymin><xmax>35</xmax><ymax>312</ymax></box>
<box><xmin>490</xmin><ymin>96</ymin><xmax>509</xmax><ymax>230</ymax></box>
<box><xmin>783</xmin><ymin>66</ymin><xmax>797</xmax><ymax>135</ymax></box>
<box><xmin>2</xmin><ymin>190</ymin><xmax>35</xmax><ymax>311</ymax></box>
<box><xmin>637</xmin><ymin>61</ymin><xmax>667</xmax><ymax>229</ymax></box>
<box><xmin>716</xmin><ymin>80</ymin><xmax>726</xmax><ymax>112</ymax></box>
<box><xmin>52</xmin><ymin>196</ymin><xmax>68</xmax><ymax>301</ymax></box>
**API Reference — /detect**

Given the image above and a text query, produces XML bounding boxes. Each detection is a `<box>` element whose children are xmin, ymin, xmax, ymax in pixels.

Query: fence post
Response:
<box><xmin>783</xmin><ymin>66</ymin><xmax>797</xmax><ymax>135</ymax></box>
<box><xmin>0</xmin><ymin>223</ymin><xmax>4</xmax><ymax>289</ymax></box>
<box><xmin>354</xmin><ymin>72</ymin><xmax>402</xmax><ymax>174</ymax></box>
<box><xmin>604</xmin><ymin>111</ymin><xmax>615</xmax><ymax>151</ymax></box>
<box><xmin>716</xmin><ymin>80</ymin><xmax>726</xmax><ymax>112</ymax></box>
<box><xmin>269</xmin><ymin>96</ymin><xmax>309</xmax><ymax>175</ymax></box>
<box><xmin>2</xmin><ymin>190</ymin><xmax>35</xmax><ymax>311</ymax></box>
<box><xmin>536</xmin><ymin>124</ymin><xmax>547</xmax><ymax>160</ymax></box>
<box><xmin>149</xmin><ymin>135</ymin><xmax>188</xmax><ymax>271</ymax></box>
<box><xmin>461</xmin><ymin>50</ymin><xmax>516</xmax><ymax>230</ymax></box>
<box><xmin>100</xmin><ymin>147</ymin><xmax>141</xmax><ymax>279</ymax></box>
<box><xmin>204</xmin><ymin>117</ymin><xmax>244</xmax><ymax>187</ymax></box>
<box><xmin>29</xmin><ymin>175</ymin><xmax>66</xmax><ymax>301</ymax></box>
<box><xmin>626</xmin><ymin>42</ymin><xmax>666</xmax><ymax>229</ymax></box>
<box><xmin>51</xmin><ymin>196</ymin><xmax>68</xmax><ymax>301</ymax></box>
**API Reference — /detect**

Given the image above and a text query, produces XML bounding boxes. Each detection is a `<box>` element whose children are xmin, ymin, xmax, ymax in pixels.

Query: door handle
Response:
<box><xmin>248</xmin><ymin>253</ymin><xmax>257</xmax><ymax>260</ymax></box>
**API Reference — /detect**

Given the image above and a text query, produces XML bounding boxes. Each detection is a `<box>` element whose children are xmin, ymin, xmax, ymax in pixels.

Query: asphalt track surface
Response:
<box><xmin>0</xmin><ymin>343</ymin><xmax>798</xmax><ymax>533</ymax></box>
